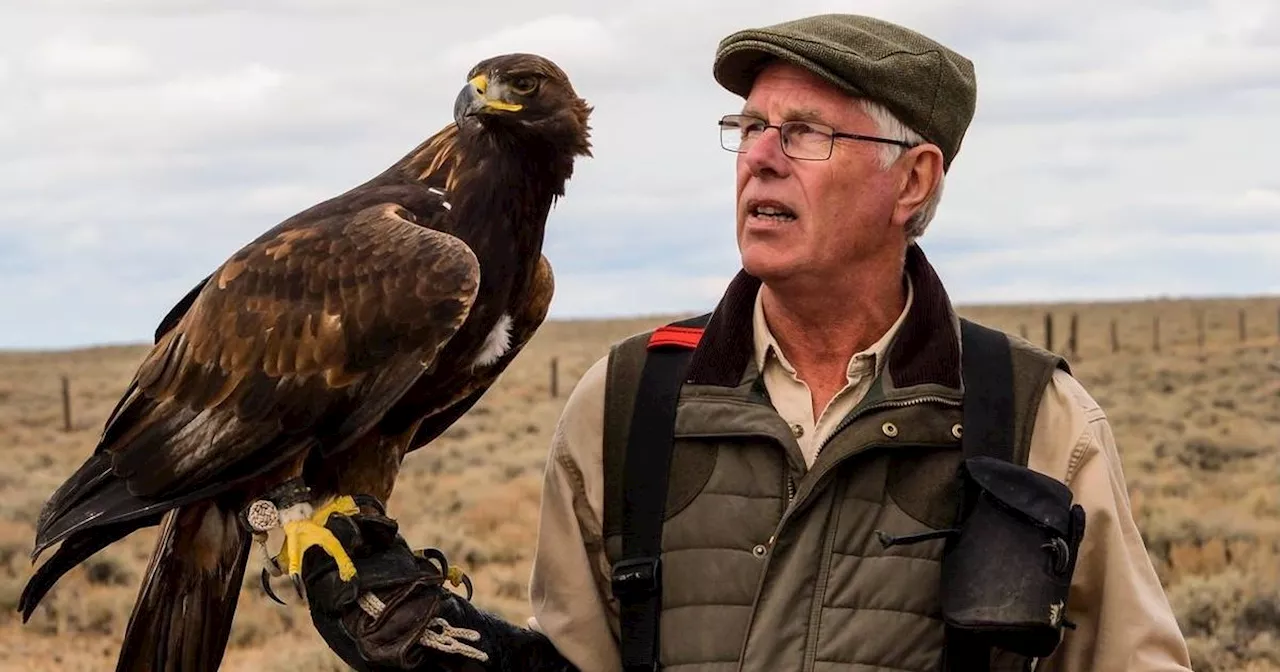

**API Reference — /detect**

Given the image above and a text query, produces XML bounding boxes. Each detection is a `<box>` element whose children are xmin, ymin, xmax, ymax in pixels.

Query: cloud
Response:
<box><xmin>442</xmin><ymin>15</ymin><xmax>623</xmax><ymax>75</ymax></box>
<box><xmin>1229</xmin><ymin>188</ymin><xmax>1280</xmax><ymax>215</ymax></box>
<box><xmin>29</xmin><ymin>33</ymin><xmax>150</xmax><ymax>80</ymax></box>
<box><xmin>0</xmin><ymin>0</ymin><xmax>1275</xmax><ymax>349</ymax></box>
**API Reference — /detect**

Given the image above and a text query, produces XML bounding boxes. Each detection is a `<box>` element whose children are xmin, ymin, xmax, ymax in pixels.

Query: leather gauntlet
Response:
<box><xmin>297</xmin><ymin>496</ymin><xmax>577</xmax><ymax>672</ymax></box>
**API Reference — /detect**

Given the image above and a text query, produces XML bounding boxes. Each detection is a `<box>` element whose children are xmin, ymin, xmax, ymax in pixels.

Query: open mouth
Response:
<box><xmin>748</xmin><ymin>200</ymin><xmax>797</xmax><ymax>223</ymax></box>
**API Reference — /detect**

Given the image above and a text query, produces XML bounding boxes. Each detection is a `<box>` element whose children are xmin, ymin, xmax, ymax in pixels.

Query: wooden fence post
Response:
<box><xmin>1110</xmin><ymin>319</ymin><xmax>1119</xmax><ymax>353</ymax></box>
<box><xmin>550</xmin><ymin>357</ymin><xmax>559</xmax><ymax>398</ymax></box>
<box><xmin>1068</xmin><ymin>313</ymin><xmax>1079</xmax><ymax>359</ymax></box>
<box><xmin>1019</xmin><ymin>324</ymin><xmax>1027</xmax><ymax>340</ymax></box>
<box><xmin>1153</xmin><ymin>316</ymin><xmax>1160</xmax><ymax>353</ymax></box>
<box><xmin>1044</xmin><ymin>313</ymin><xmax>1054</xmax><ymax>353</ymax></box>
<box><xmin>1197</xmin><ymin>310</ymin><xmax>1205</xmax><ymax>350</ymax></box>
<box><xmin>1239</xmin><ymin>309</ymin><xmax>1246</xmax><ymax>343</ymax></box>
<box><xmin>61</xmin><ymin>375</ymin><xmax>72</xmax><ymax>432</ymax></box>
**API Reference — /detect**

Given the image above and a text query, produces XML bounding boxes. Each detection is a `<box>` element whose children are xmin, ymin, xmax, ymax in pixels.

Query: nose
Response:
<box><xmin>741</xmin><ymin>126</ymin><xmax>790</xmax><ymax>179</ymax></box>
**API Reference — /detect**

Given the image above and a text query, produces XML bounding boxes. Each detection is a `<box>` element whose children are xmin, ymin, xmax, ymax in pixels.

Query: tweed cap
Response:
<box><xmin>714</xmin><ymin>14</ymin><xmax>976</xmax><ymax>170</ymax></box>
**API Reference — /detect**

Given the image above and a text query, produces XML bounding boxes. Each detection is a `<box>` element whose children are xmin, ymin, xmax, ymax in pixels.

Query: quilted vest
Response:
<box><xmin>600</xmin><ymin>245</ymin><xmax>1068</xmax><ymax>672</ymax></box>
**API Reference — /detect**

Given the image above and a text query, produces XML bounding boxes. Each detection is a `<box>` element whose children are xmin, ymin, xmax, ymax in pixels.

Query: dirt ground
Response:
<box><xmin>0</xmin><ymin>297</ymin><xmax>1276</xmax><ymax>671</ymax></box>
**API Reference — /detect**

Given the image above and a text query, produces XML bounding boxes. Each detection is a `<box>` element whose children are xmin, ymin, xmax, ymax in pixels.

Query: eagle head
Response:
<box><xmin>454</xmin><ymin>53</ymin><xmax>593</xmax><ymax>158</ymax></box>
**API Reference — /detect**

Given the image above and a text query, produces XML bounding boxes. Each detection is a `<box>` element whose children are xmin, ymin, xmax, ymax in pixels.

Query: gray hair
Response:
<box><xmin>857</xmin><ymin>99</ymin><xmax>945</xmax><ymax>242</ymax></box>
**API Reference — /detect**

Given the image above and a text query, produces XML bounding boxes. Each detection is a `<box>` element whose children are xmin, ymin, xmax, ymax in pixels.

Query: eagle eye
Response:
<box><xmin>509</xmin><ymin>75</ymin><xmax>539</xmax><ymax>96</ymax></box>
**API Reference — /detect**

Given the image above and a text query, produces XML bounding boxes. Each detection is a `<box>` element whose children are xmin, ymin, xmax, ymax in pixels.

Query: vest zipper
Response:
<box><xmin>740</xmin><ymin>394</ymin><xmax>959</xmax><ymax>672</ymax></box>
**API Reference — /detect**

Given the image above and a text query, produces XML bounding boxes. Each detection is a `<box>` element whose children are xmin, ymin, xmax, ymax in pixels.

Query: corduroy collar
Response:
<box><xmin>686</xmin><ymin>243</ymin><xmax>962</xmax><ymax>393</ymax></box>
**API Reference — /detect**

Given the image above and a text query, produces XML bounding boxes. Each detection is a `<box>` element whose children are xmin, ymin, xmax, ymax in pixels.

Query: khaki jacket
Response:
<box><xmin>526</xmin><ymin>254</ymin><xmax>1192</xmax><ymax>671</ymax></box>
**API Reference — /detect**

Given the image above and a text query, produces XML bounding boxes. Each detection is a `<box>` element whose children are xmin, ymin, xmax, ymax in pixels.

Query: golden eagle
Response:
<box><xmin>19</xmin><ymin>52</ymin><xmax>591</xmax><ymax>672</ymax></box>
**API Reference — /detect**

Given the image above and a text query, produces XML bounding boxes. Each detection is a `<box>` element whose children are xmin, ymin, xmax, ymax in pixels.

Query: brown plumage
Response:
<box><xmin>19</xmin><ymin>52</ymin><xmax>591</xmax><ymax>672</ymax></box>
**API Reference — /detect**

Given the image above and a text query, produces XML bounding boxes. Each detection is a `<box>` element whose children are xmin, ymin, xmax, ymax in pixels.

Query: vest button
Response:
<box><xmin>752</xmin><ymin>544</ymin><xmax>767</xmax><ymax>558</ymax></box>
<box><xmin>881</xmin><ymin>422</ymin><xmax>898</xmax><ymax>438</ymax></box>
<box><xmin>790</xmin><ymin>423</ymin><xmax>804</xmax><ymax>438</ymax></box>
<box><xmin>951</xmin><ymin>423</ymin><xmax>963</xmax><ymax>439</ymax></box>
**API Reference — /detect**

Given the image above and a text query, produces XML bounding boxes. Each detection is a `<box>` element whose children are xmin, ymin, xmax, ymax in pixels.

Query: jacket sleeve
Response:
<box><xmin>1027</xmin><ymin>370</ymin><xmax>1193</xmax><ymax>671</ymax></box>
<box><xmin>527</xmin><ymin>355</ymin><xmax>626</xmax><ymax>672</ymax></box>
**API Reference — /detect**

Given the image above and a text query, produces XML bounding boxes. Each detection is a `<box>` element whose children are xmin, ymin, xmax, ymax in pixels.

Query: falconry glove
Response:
<box><xmin>299</xmin><ymin>496</ymin><xmax>579</xmax><ymax>672</ymax></box>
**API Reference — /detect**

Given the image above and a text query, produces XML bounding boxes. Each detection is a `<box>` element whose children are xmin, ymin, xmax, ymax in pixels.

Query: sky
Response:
<box><xmin>1</xmin><ymin>0</ymin><xmax>1277</xmax><ymax>349</ymax></box>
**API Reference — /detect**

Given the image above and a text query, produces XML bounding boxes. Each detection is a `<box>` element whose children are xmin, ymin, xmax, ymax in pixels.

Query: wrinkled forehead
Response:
<box><xmin>741</xmin><ymin>61</ymin><xmax>870</xmax><ymax>126</ymax></box>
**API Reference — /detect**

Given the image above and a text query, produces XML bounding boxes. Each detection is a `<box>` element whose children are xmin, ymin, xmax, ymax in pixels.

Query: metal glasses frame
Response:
<box><xmin>718</xmin><ymin>113</ymin><xmax>914</xmax><ymax>160</ymax></box>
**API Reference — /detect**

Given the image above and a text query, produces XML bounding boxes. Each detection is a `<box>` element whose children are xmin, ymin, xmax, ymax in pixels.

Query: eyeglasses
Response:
<box><xmin>718</xmin><ymin>113</ymin><xmax>914</xmax><ymax>161</ymax></box>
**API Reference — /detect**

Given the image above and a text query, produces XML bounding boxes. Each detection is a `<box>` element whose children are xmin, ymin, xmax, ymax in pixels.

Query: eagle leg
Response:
<box><xmin>274</xmin><ymin>495</ymin><xmax>362</xmax><ymax>598</ymax></box>
<box><xmin>243</xmin><ymin>481</ymin><xmax>361</xmax><ymax>601</ymax></box>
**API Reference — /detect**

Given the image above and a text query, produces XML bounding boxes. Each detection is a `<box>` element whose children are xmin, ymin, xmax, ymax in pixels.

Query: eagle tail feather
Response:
<box><xmin>31</xmin><ymin>450</ymin><xmax>239</xmax><ymax>560</ymax></box>
<box><xmin>115</xmin><ymin>502</ymin><xmax>250</xmax><ymax>672</ymax></box>
<box><xmin>31</xmin><ymin>451</ymin><xmax>118</xmax><ymax>551</ymax></box>
<box><xmin>18</xmin><ymin>517</ymin><xmax>156</xmax><ymax>622</ymax></box>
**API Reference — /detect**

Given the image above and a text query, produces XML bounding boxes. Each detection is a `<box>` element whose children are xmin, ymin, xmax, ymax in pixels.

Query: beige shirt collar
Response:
<box><xmin>751</xmin><ymin>274</ymin><xmax>914</xmax><ymax>382</ymax></box>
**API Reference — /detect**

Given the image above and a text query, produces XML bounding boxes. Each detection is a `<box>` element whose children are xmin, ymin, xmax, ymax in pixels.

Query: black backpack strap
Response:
<box><xmin>944</xmin><ymin>318</ymin><xmax>1018</xmax><ymax>672</ymax></box>
<box><xmin>611</xmin><ymin>316</ymin><xmax>707</xmax><ymax>672</ymax></box>
<box><xmin>959</xmin><ymin>318</ymin><xmax>1015</xmax><ymax>463</ymax></box>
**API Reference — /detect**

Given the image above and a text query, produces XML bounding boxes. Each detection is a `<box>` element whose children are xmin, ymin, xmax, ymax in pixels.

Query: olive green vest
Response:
<box><xmin>601</xmin><ymin>246</ymin><xmax>1068</xmax><ymax>672</ymax></box>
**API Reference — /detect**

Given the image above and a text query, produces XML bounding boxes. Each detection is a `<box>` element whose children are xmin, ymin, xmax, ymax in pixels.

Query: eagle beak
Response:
<box><xmin>454</xmin><ymin>74</ymin><xmax>523</xmax><ymax>123</ymax></box>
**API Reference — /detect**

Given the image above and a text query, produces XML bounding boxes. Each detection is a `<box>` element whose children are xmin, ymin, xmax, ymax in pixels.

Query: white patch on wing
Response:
<box><xmin>427</xmin><ymin>186</ymin><xmax>452</xmax><ymax>211</ymax></box>
<box><xmin>472</xmin><ymin>313</ymin><xmax>513</xmax><ymax>368</ymax></box>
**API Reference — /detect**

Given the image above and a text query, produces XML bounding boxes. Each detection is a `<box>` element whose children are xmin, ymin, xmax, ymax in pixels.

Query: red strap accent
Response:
<box><xmin>647</xmin><ymin>325</ymin><xmax>703</xmax><ymax>350</ymax></box>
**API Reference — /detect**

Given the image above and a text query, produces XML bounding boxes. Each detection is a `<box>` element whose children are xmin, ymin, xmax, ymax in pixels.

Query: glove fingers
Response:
<box><xmin>347</xmin><ymin>579</ymin><xmax>449</xmax><ymax>669</ymax></box>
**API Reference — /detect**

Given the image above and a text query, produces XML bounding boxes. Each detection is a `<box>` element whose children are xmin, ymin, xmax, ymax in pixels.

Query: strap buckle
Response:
<box><xmin>611</xmin><ymin>556</ymin><xmax>661</xmax><ymax>600</ymax></box>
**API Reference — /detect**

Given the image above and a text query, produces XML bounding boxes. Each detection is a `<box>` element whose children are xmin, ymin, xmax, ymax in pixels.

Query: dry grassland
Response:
<box><xmin>0</xmin><ymin>297</ymin><xmax>1277</xmax><ymax>671</ymax></box>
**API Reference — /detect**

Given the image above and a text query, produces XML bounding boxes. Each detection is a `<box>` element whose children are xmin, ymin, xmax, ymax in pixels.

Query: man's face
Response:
<box><xmin>734</xmin><ymin>62</ymin><xmax>907</xmax><ymax>286</ymax></box>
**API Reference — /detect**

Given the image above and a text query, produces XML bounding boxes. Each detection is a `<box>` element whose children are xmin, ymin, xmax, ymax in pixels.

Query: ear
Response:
<box><xmin>892</xmin><ymin>144</ymin><xmax>945</xmax><ymax>229</ymax></box>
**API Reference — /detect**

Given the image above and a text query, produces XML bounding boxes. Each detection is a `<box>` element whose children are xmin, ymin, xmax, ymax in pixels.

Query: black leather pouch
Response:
<box><xmin>940</xmin><ymin>455</ymin><xmax>1086</xmax><ymax>659</ymax></box>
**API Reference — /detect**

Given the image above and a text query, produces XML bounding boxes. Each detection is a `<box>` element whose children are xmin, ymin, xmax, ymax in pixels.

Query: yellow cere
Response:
<box><xmin>469</xmin><ymin>73</ymin><xmax>523</xmax><ymax>112</ymax></box>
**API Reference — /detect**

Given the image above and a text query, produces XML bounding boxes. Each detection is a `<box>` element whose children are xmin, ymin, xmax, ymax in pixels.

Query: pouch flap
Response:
<box><xmin>961</xmin><ymin>456</ymin><xmax>1074</xmax><ymax>536</ymax></box>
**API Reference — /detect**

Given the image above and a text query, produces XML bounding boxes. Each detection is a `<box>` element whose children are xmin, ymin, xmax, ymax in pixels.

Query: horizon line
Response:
<box><xmin>3</xmin><ymin>290</ymin><xmax>1276</xmax><ymax>354</ymax></box>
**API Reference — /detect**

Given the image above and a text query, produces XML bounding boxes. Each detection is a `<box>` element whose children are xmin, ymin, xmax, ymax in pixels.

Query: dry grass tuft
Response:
<box><xmin>1169</xmin><ymin>570</ymin><xmax>1280</xmax><ymax>670</ymax></box>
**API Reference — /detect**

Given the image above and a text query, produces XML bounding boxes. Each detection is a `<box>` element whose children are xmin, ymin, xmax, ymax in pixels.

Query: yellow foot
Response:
<box><xmin>273</xmin><ymin>496</ymin><xmax>362</xmax><ymax>584</ymax></box>
<box><xmin>311</xmin><ymin>495</ymin><xmax>361</xmax><ymax>527</ymax></box>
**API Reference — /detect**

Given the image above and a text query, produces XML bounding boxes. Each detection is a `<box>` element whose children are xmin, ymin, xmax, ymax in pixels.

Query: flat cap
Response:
<box><xmin>713</xmin><ymin>14</ymin><xmax>976</xmax><ymax>170</ymax></box>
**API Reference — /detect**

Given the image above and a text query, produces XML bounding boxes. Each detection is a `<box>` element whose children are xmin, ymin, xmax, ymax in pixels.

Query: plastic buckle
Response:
<box><xmin>611</xmin><ymin>556</ymin><xmax>661</xmax><ymax>600</ymax></box>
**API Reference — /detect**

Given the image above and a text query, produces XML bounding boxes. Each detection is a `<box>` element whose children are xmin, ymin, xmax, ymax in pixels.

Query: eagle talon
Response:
<box><xmin>252</xmin><ymin>531</ymin><xmax>285</xmax><ymax>577</ymax></box>
<box><xmin>261</xmin><ymin>568</ymin><xmax>287</xmax><ymax>605</ymax></box>
<box><xmin>454</xmin><ymin>570</ymin><xmax>474</xmax><ymax>601</ymax></box>
<box><xmin>413</xmin><ymin>547</ymin><xmax>474</xmax><ymax>599</ymax></box>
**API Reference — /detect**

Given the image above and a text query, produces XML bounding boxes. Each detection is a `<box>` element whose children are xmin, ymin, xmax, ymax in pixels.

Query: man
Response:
<box><xmin>298</xmin><ymin>14</ymin><xmax>1193</xmax><ymax>672</ymax></box>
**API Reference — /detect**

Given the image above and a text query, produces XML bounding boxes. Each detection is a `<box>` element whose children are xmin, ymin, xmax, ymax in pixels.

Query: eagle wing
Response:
<box><xmin>305</xmin><ymin>254</ymin><xmax>553</xmax><ymax>505</ymax></box>
<box><xmin>100</xmin><ymin>200</ymin><xmax>479</xmax><ymax>500</ymax></box>
<box><xmin>406</xmin><ymin>253</ymin><xmax>555</xmax><ymax>452</ymax></box>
